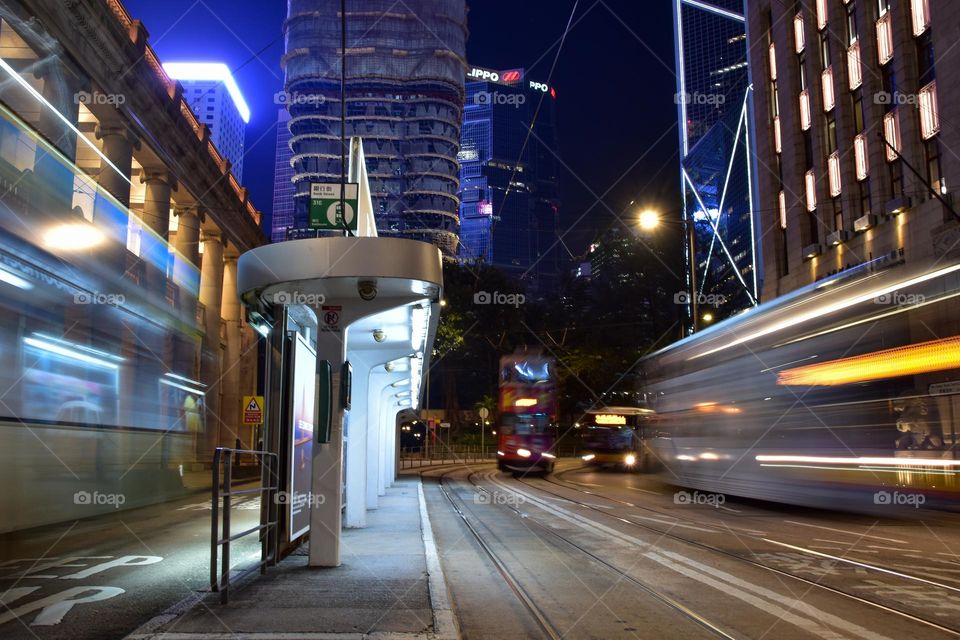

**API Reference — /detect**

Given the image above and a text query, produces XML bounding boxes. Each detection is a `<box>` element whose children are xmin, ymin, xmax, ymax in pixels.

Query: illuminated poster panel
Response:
<box><xmin>289</xmin><ymin>332</ymin><xmax>317</xmax><ymax>539</ymax></box>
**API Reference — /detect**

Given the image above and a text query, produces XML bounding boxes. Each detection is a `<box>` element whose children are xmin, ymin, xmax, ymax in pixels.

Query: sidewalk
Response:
<box><xmin>127</xmin><ymin>478</ymin><xmax>457</xmax><ymax>640</ymax></box>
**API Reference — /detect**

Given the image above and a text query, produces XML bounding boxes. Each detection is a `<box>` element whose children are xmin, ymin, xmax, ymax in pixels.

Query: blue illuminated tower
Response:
<box><xmin>672</xmin><ymin>0</ymin><xmax>760</xmax><ymax>329</ymax></box>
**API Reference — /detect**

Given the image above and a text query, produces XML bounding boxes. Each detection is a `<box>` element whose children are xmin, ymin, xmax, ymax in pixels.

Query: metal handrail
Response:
<box><xmin>211</xmin><ymin>447</ymin><xmax>279</xmax><ymax>603</ymax></box>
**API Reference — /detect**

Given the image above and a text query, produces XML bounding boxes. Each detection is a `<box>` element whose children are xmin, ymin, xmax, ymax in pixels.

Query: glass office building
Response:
<box><xmin>673</xmin><ymin>0</ymin><xmax>760</xmax><ymax>329</ymax></box>
<box><xmin>459</xmin><ymin>67</ymin><xmax>561</xmax><ymax>293</ymax></box>
<box><xmin>281</xmin><ymin>0</ymin><xmax>467</xmax><ymax>256</ymax></box>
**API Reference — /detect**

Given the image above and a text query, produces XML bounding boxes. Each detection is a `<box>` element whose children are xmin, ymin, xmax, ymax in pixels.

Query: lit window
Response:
<box><xmin>794</xmin><ymin>14</ymin><xmax>805</xmax><ymax>53</ymax></box>
<box><xmin>847</xmin><ymin>42</ymin><xmax>862</xmax><ymax>89</ymax></box>
<box><xmin>854</xmin><ymin>133</ymin><xmax>869</xmax><ymax>180</ymax></box>
<box><xmin>822</xmin><ymin>67</ymin><xmax>835</xmax><ymax>111</ymax></box>
<box><xmin>773</xmin><ymin>116</ymin><xmax>782</xmax><ymax>153</ymax></box>
<box><xmin>918</xmin><ymin>81</ymin><xmax>940</xmax><ymax>139</ymax></box>
<box><xmin>806</xmin><ymin>170</ymin><xmax>817</xmax><ymax>211</ymax></box>
<box><xmin>883</xmin><ymin>110</ymin><xmax>901</xmax><ymax>161</ymax></box>
<box><xmin>769</xmin><ymin>42</ymin><xmax>777</xmax><ymax>81</ymax></box>
<box><xmin>877</xmin><ymin>13</ymin><xmax>894</xmax><ymax>65</ymax></box>
<box><xmin>779</xmin><ymin>191</ymin><xmax>787</xmax><ymax>229</ymax></box>
<box><xmin>799</xmin><ymin>90</ymin><xmax>812</xmax><ymax>130</ymax></box>
<box><xmin>817</xmin><ymin>0</ymin><xmax>828</xmax><ymax>30</ymax></box>
<box><xmin>911</xmin><ymin>0</ymin><xmax>930</xmax><ymax>36</ymax></box>
<box><xmin>828</xmin><ymin>152</ymin><xmax>842</xmax><ymax>197</ymax></box>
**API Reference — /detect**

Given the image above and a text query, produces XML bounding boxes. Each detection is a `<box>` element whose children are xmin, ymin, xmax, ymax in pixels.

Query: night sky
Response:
<box><xmin>123</xmin><ymin>0</ymin><xmax>680</xmax><ymax>259</ymax></box>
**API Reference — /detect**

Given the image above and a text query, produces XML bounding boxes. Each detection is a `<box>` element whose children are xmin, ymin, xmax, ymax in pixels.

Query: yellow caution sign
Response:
<box><xmin>243</xmin><ymin>395</ymin><xmax>264</xmax><ymax>425</ymax></box>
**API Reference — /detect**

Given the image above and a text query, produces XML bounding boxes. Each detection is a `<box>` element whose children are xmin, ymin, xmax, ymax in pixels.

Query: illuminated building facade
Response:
<box><xmin>459</xmin><ymin>66</ymin><xmax>561</xmax><ymax>292</ymax></box>
<box><xmin>281</xmin><ymin>0</ymin><xmax>467</xmax><ymax>256</ymax></box>
<box><xmin>271</xmin><ymin>108</ymin><xmax>295</xmax><ymax>243</ymax></box>
<box><xmin>163</xmin><ymin>62</ymin><xmax>250</xmax><ymax>182</ymax></box>
<box><xmin>747</xmin><ymin>0</ymin><xmax>960</xmax><ymax>298</ymax></box>
<box><xmin>0</xmin><ymin>0</ymin><xmax>265</xmax><ymax>530</ymax></box>
<box><xmin>673</xmin><ymin>0</ymin><xmax>760</xmax><ymax>330</ymax></box>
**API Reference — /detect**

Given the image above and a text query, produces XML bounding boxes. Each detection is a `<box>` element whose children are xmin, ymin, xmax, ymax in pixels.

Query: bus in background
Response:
<box><xmin>579</xmin><ymin>407</ymin><xmax>656</xmax><ymax>472</ymax></box>
<box><xmin>497</xmin><ymin>350</ymin><xmax>558</xmax><ymax>475</ymax></box>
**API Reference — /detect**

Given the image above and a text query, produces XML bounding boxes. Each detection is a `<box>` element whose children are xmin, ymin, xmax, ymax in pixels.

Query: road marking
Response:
<box><xmin>867</xmin><ymin>545</ymin><xmax>909</xmax><ymax>552</ymax></box>
<box><xmin>418</xmin><ymin>480</ymin><xmax>459</xmax><ymax>640</ymax></box>
<box><xmin>651</xmin><ymin>550</ymin><xmax>895</xmax><ymax>640</ymax></box>
<box><xmin>623</xmin><ymin>486</ymin><xmax>663</xmax><ymax>496</ymax></box>
<box><xmin>783</xmin><ymin>521</ymin><xmax>908</xmax><ymax>544</ymax></box>
<box><xmin>765</xmin><ymin>539</ymin><xmax>960</xmax><ymax>595</ymax></box>
<box><xmin>0</xmin><ymin>586</ymin><xmax>124</xmax><ymax>626</ymax></box>
<box><xmin>814</xmin><ymin>539</ymin><xmax>854</xmax><ymax>545</ymax></box>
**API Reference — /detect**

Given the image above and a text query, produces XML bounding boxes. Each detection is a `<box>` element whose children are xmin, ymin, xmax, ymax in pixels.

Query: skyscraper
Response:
<box><xmin>747</xmin><ymin>0</ymin><xmax>956</xmax><ymax>298</ymax></box>
<box><xmin>672</xmin><ymin>0</ymin><xmax>759</xmax><ymax>330</ymax></box>
<box><xmin>459</xmin><ymin>66</ymin><xmax>561</xmax><ymax>292</ymax></box>
<box><xmin>163</xmin><ymin>62</ymin><xmax>250</xmax><ymax>181</ymax></box>
<box><xmin>271</xmin><ymin>108</ymin><xmax>294</xmax><ymax>243</ymax></box>
<box><xmin>281</xmin><ymin>0</ymin><xmax>467</xmax><ymax>255</ymax></box>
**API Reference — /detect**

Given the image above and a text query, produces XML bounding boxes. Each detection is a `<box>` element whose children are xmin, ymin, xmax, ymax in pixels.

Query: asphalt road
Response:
<box><xmin>422</xmin><ymin>459</ymin><xmax>960</xmax><ymax>640</ymax></box>
<box><xmin>0</xmin><ymin>487</ymin><xmax>260</xmax><ymax>640</ymax></box>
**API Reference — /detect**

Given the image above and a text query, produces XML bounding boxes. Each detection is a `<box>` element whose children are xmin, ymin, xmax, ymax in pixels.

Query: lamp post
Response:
<box><xmin>637</xmin><ymin>209</ymin><xmax>699</xmax><ymax>334</ymax></box>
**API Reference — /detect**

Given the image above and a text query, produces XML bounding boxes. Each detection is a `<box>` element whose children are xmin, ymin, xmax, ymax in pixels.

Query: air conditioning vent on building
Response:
<box><xmin>826</xmin><ymin>230</ymin><xmax>849</xmax><ymax>247</ymax></box>
<box><xmin>803</xmin><ymin>243</ymin><xmax>822</xmax><ymax>260</ymax></box>
<box><xmin>884</xmin><ymin>195</ymin><xmax>912</xmax><ymax>216</ymax></box>
<box><xmin>854</xmin><ymin>214</ymin><xmax>877</xmax><ymax>232</ymax></box>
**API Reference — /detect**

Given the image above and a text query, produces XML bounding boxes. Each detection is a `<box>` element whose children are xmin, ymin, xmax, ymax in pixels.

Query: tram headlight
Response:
<box><xmin>541</xmin><ymin>452</ymin><xmax>556</xmax><ymax>459</ymax></box>
<box><xmin>517</xmin><ymin>448</ymin><xmax>532</xmax><ymax>458</ymax></box>
<box><xmin>624</xmin><ymin>454</ymin><xmax>637</xmax><ymax>466</ymax></box>
<box><xmin>582</xmin><ymin>454</ymin><xmax>595</xmax><ymax>461</ymax></box>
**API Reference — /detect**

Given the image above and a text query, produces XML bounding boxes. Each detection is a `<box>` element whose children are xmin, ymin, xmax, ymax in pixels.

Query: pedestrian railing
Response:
<box><xmin>399</xmin><ymin>446</ymin><xmax>497</xmax><ymax>469</ymax></box>
<box><xmin>211</xmin><ymin>447</ymin><xmax>279</xmax><ymax>603</ymax></box>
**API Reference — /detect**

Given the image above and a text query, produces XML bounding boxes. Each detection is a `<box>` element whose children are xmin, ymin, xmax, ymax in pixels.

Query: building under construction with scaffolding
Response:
<box><xmin>281</xmin><ymin>0</ymin><xmax>468</xmax><ymax>256</ymax></box>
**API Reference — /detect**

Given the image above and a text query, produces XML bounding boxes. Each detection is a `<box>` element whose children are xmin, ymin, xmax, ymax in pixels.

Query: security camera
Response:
<box><xmin>358</xmin><ymin>279</ymin><xmax>377</xmax><ymax>301</ymax></box>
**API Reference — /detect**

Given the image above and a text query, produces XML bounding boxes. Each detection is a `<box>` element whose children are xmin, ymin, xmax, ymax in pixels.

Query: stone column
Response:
<box><xmin>93</xmin><ymin>124</ymin><xmax>137</xmax><ymax>274</ymax></box>
<box><xmin>172</xmin><ymin>207</ymin><xmax>203</xmax><ymax>381</ymax></box>
<box><xmin>33</xmin><ymin>59</ymin><xmax>81</xmax><ymax>215</ymax></box>
<box><xmin>139</xmin><ymin>169</ymin><xmax>175</xmax><ymax>239</ymax></box>
<box><xmin>199</xmin><ymin>229</ymin><xmax>225</xmax><ymax>459</ymax></box>
<box><xmin>219</xmin><ymin>254</ymin><xmax>243</xmax><ymax>449</ymax></box>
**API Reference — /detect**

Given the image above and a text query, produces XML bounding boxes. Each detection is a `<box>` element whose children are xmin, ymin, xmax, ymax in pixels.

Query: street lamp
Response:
<box><xmin>636</xmin><ymin>207</ymin><xmax>700</xmax><ymax>333</ymax></box>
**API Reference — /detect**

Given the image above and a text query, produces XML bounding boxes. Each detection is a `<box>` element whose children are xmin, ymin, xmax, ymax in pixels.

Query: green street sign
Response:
<box><xmin>309</xmin><ymin>183</ymin><xmax>359</xmax><ymax>231</ymax></box>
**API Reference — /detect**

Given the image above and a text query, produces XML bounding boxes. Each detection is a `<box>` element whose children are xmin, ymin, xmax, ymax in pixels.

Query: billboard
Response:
<box><xmin>288</xmin><ymin>332</ymin><xmax>317</xmax><ymax>540</ymax></box>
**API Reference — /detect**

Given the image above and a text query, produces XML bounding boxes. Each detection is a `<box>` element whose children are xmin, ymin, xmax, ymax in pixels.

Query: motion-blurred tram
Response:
<box><xmin>496</xmin><ymin>351</ymin><xmax>558</xmax><ymax>475</ymax></box>
<box><xmin>579</xmin><ymin>407</ymin><xmax>655</xmax><ymax>471</ymax></box>
<box><xmin>641</xmin><ymin>257</ymin><xmax>960</xmax><ymax>510</ymax></box>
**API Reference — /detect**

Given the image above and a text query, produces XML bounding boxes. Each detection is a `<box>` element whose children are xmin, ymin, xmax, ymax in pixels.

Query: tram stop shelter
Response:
<box><xmin>235</xmin><ymin>140</ymin><xmax>442</xmax><ymax>567</ymax></box>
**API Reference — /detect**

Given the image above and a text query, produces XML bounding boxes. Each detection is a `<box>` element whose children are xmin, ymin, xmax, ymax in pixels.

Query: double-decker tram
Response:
<box><xmin>496</xmin><ymin>350</ymin><xmax>558</xmax><ymax>475</ymax></box>
<box><xmin>579</xmin><ymin>407</ymin><xmax>655</xmax><ymax>471</ymax></box>
<box><xmin>642</xmin><ymin>257</ymin><xmax>960</xmax><ymax>511</ymax></box>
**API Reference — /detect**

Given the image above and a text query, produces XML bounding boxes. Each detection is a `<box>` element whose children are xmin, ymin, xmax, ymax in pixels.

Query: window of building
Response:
<box><xmin>826</xmin><ymin>117</ymin><xmax>838</xmax><ymax>153</ymax></box>
<box><xmin>926</xmin><ymin>139</ymin><xmax>944</xmax><ymax>195</ymax></box>
<box><xmin>779</xmin><ymin>190</ymin><xmax>787</xmax><ymax>229</ymax></box>
<box><xmin>769</xmin><ymin>42</ymin><xmax>777</xmax><ymax>81</ymax></box>
<box><xmin>916</xmin><ymin>30</ymin><xmax>936</xmax><ymax>86</ymax></box>
<box><xmin>877</xmin><ymin>12</ymin><xmax>894</xmax><ymax>65</ymax></box>
<box><xmin>845</xmin><ymin>2</ymin><xmax>859</xmax><ymax>46</ymax></box>
<box><xmin>800</xmin><ymin>89</ymin><xmax>812</xmax><ymax>129</ymax></box>
<box><xmin>852</xmin><ymin>92</ymin><xmax>865</xmax><ymax>132</ymax></box>
<box><xmin>858</xmin><ymin>179</ymin><xmax>872</xmax><ymax>218</ymax></box>
<box><xmin>805</xmin><ymin>170</ymin><xmax>818</xmax><ymax>211</ymax></box>
<box><xmin>817</xmin><ymin>0</ymin><xmax>829</xmax><ymax>30</ymax></box>
<box><xmin>773</xmin><ymin>115</ymin><xmax>782</xmax><ymax>153</ymax></box>
<box><xmin>883</xmin><ymin>110</ymin><xmax>901</xmax><ymax>161</ymax></box>
<box><xmin>918</xmin><ymin>81</ymin><xmax>940</xmax><ymax>139</ymax></box>
<box><xmin>822</xmin><ymin>67</ymin><xmax>835</xmax><ymax>111</ymax></box>
<box><xmin>854</xmin><ymin>133</ymin><xmax>869</xmax><ymax>180</ymax></box>
<box><xmin>829</xmin><ymin>151</ymin><xmax>842</xmax><ymax>197</ymax></box>
<box><xmin>795</xmin><ymin>13</ymin><xmax>806</xmax><ymax>53</ymax></box>
<box><xmin>847</xmin><ymin>41</ymin><xmax>862</xmax><ymax>89</ymax></box>
<box><xmin>911</xmin><ymin>0</ymin><xmax>931</xmax><ymax>36</ymax></box>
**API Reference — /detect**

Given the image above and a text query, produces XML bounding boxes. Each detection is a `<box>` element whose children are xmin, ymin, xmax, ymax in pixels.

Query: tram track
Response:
<box><xmin>503</xmin><ymin>468</ymin><xmax>960</xmax><ymax>638</ymax></box>
<box><xmin>421</xmin><ymin>464</ymin><xmax>737</xmax><ymax>639</ymax></box>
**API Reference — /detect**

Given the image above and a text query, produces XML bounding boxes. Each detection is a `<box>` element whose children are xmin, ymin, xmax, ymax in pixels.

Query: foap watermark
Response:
<box><xmin>874</xmin><ymin>490</ymin><xmax>925</xmax><ymax>509</ymax></box>
<box><xmin>674</xmin><ymin>291</ymin><xmax>727</xmax><ymax>306</ymax></box>
<box><xmin>274</xmin><ymin>491</ymin><xmax>326</xmax><ymax>508</ymax></box>
<box><xmin>674</xmin><ymin>91</ymin><xmax>725</xmax><ymax>106</ymax></box>
<box><xmin>74</xmin><ymin>292</ymin><xmax>125</xmax><ymax>306</ymax></box>
<box><xmin>271</xmin><ymin>290</ymin><xmax>326</xmax><ymax>306</ymax></box>
<box><xmin>674</xmin><ymin>490</ymin><xmax>726</xmax><ymax>508</ymax></box>
<box><xmin>273</xmin><ymin>90</ymin><xmax>325</xmax><ymax>106</ymax></box>
<box><xmin>474</xmin><ymin>489</ymin><xmax>525</xmax><ymax>506</ymax></box>
<box><xmin>74</xmin><ymin>490</ymin><xmax>126</xmax><ymax>509</ymax></box>
<box><xmin>474</xmin><ymin>290</ymin><xmax>525</xmax><ymax>307</ymax></box>
<box><xmin>74</xmin><ymin>90</ymin><xmax>126</xmax><ymax>106</ymax></box>
<box><xmin>874</xmin><ymin>91</ymin><xmax>920</xmax><ymax>106</ymax></box>
<box><xmin>873</xmin><ymin>291</ymin><xmax>924</xmax><ymax>306</ymax></box>
<box><xmin>474</xmin><ymin>91</ymin><xmax>526</xmax><ymax>107</ymax></box>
